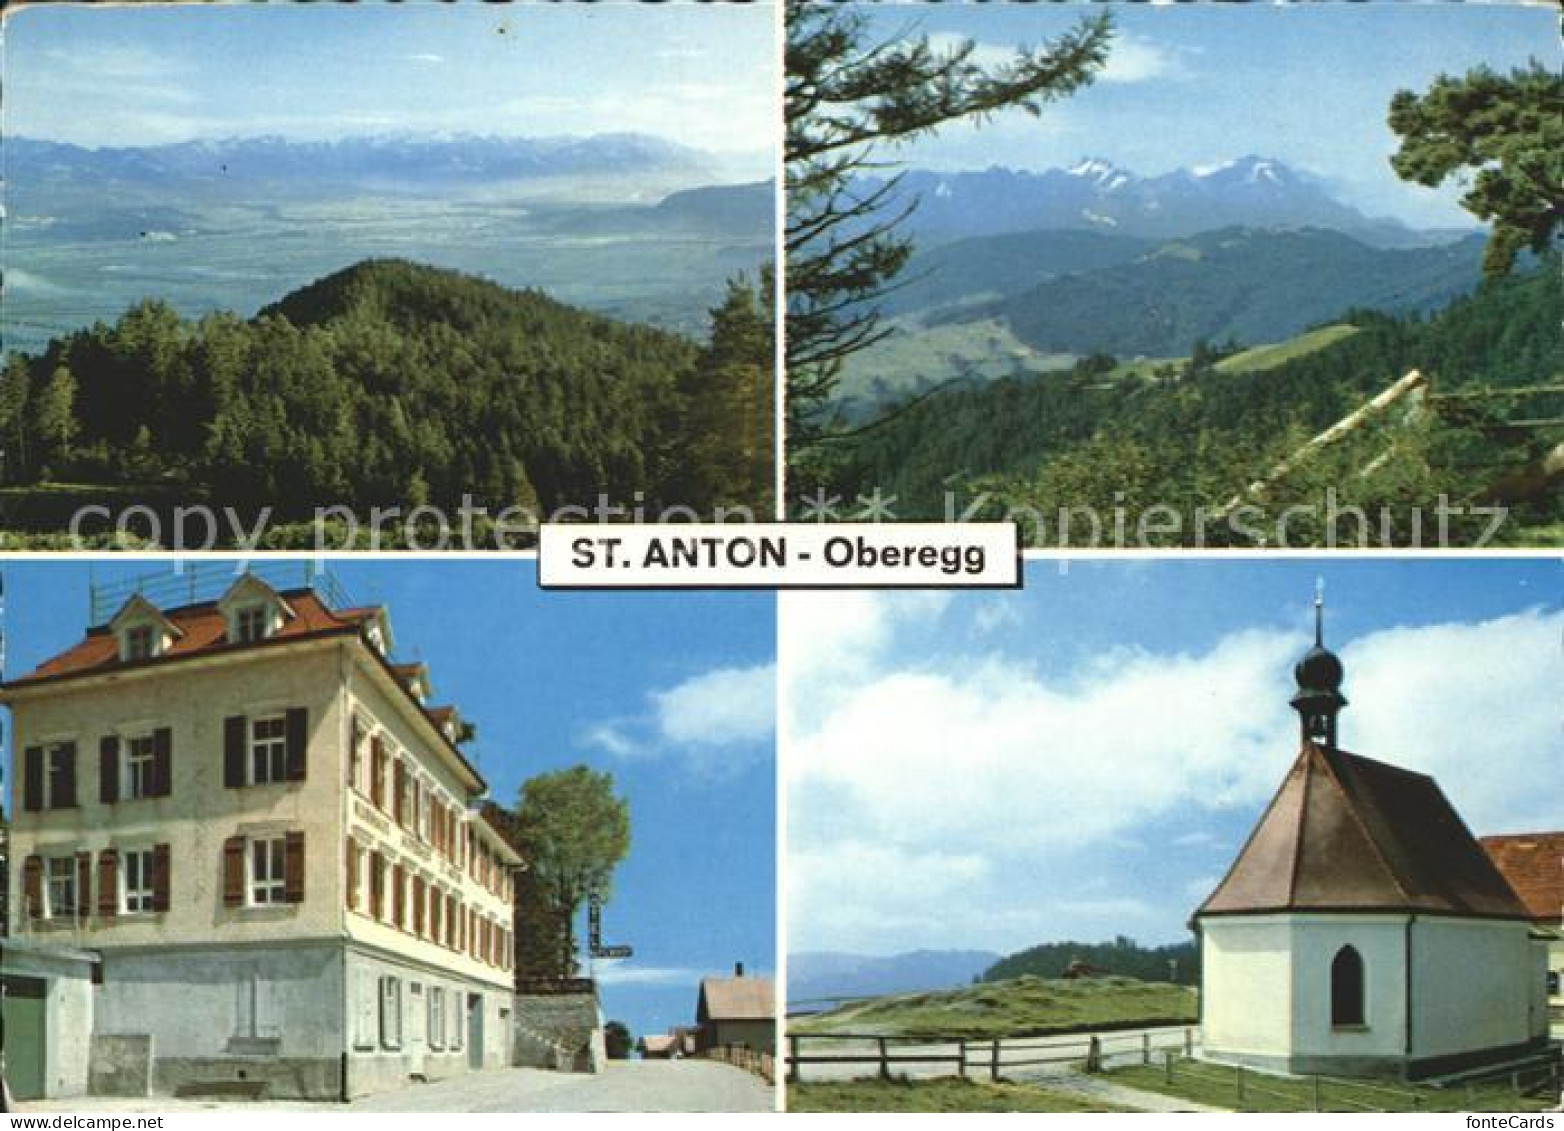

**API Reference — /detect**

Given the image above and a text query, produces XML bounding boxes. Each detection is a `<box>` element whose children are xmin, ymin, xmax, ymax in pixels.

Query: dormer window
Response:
<box><xmin>235</xmin><ymin>605</ymin><xmax>270</xmax><ymax>643</ymax></box>
<box><xmin>126</xmin><ymin>625</ymin><xmax>155</xmax><ymax>661</ymax></box>
<box><xmin>218</xmin><ymin>575</ymin><xmax>293</xmax><ymax>647</ymax></box>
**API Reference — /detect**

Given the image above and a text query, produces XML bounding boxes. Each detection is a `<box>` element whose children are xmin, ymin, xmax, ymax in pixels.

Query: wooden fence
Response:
<box><xmin>785</xmin><ymin>1026</ymin><xmax>1198</xmax><ymax>1084</ymax></box>
<box><xmin>1156</xmin><ymin>1051</ymin><xmax>1563</xmax><ymax>1113</ymax></box>
<box><xmin>704</xmin><ymin>1044</ymin><xmax>776</xmax><ymax>1085</ymax></box>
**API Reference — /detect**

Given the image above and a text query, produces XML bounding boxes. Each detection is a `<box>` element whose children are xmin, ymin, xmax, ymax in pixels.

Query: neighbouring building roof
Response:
<box><xmin>8</xmin><ymin>588</ymin><xmax>372</xmax><ymax>686</ymax></box>
<box><xmin>639</xmin><ymin>1034</ymin><xmax>678</xmax><ymax>1055</ymax></box>
<box><xmin>698</xmin><ymin>975</ymin><xmax>776</xmax><ymax>1022</ymax></box>
<box><xmin>1479</xmin><ymin>832</ymin><xmax>1564</xmax><ymax>925</ymax></box>
<box><xmin>1196</xmin><ymin>743</ymin><xmax>1531</xmax><ymax>921</ymax></box>
<box><xmin>1</xmin><ymin>586</ymin><xmax>490</xmax><ymax>794</ymax></box>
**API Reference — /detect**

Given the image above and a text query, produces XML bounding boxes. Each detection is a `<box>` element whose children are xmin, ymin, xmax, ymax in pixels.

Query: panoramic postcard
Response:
<box><xmin>1</xmin><ymin>3</ymin><xmax>778</xmax><ymax>548</ymax></box>
<box><xmin>784</xmin><ymin>1</ymin><xmax>1561</xmax><ymax>547</ymax></box>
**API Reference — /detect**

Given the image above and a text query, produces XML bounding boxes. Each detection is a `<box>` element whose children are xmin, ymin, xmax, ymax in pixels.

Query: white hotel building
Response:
<box><xmin>2</xmin><ymin>572</ymin><xmax>522</xmax><ymax>1100</ymax></box>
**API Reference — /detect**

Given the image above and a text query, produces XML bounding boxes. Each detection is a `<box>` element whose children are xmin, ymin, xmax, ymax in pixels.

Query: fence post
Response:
<box><xmin>1312</xmin><ymin>1074</ymin><xmax>1321</xmax><ymax>1112</ymax></box>
<box><xmin>1164</xmin><ymin>1049</ymin><xmax>1174</xmax><ymax>1086</ymax></box>
<box><xmin>990</xmin><ymin>1038</ymin><xmax>1001</xmax><ymax>1083</ymax></box>
<box><xmin>1142</xmin><ymin>1032</ymin><xmax>1151</xmax><ymax>1066</ymax></box>
<box><xmin>1086</xmin><ymin>1035</ymin><xmax>1102</xmax><ymax>1074</ymax></box>
<box><xmin>1185</xmin><ymin>1028</ymin><xmax>1194</xmax><ymax>1058</ymax></box>
<box><xmin>787</xmin><ymin>1034</ymin><xmax>799</xmax><ymax>1085</ymax></box>
<box><xmin>1236</xmin><ymin>1065</ymin><xmax>1246</xmax><ymax>1108</ymax></box>
<box><xmin>958</xmin><ymin>1038</ymin><xmax>968</xmax><ymax>1080</ymax></box>
<box><xmin>878</xmin><ymin>1037</ymin><xmax>890</xmax><ymax>1081</ymax></box>
<box><xmin>1511</xmin><ymin>1071</ymin><xmax>1520</xmax><ymax>1096</ymax></box>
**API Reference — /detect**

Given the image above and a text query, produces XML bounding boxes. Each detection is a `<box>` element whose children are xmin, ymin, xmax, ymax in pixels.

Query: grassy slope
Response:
<box><xmin>1110</xmin><ymin>1062</ymin><xmax>1556</xmax><ymax>1113</ymax></box>
<box><xmin>792</xmin><ymin>975</ymin><xmax>1199</xmax><ymax>1040</ymax></box>
<box><xmin>787</xmin><ymin>1078</ymin><xmax>1131</xmax><ymax>1113</ymax></box>
<box><xmin>837</xmin><ymin>318</ymin><xmax>1075</xmax><ymax>406</ymax></box>
<box><xmin>1215</xmin><ymin>324</ymin><xmax>1363</xmax><ymax>374</ymax></box>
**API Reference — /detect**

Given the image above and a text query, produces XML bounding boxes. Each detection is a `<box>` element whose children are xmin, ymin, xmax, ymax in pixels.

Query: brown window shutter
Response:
<box><xmin>23</xmin><ymin>746</ymin><xmax>44</xmax><ymax>812</ymax></box>
<box><xmin>224</xmin><ymin>716</ymin><xmax>247</xmax><ymax>788</ymax></box>
<box><xmin>100</xmin><ymin>736</ymin><xmax>121</xmax><ymax>804</ymax></box>
<box><xmin>152</xmin><ymin>728</ymin><xmax>173</xmax><ymax>797</ymax></box>
<box><xmin>394</xmin><ymin>761</ymin><xmax>407</xmax><ymax>827</ymax></box>
<box><xmin>349</xmin><ymin>717</ymin><xmax>362</xmax><ymax>785</ymax></box>
<box><xmin>371</xmin><ymin>739</ymin><xmax>385</xmax><ymax>808</ymax></box>
<box><xmin>57</xmin><ymin>742</ymin><xmax>78</xmax><ymax>808</ymax></box>
<box><xmin>431</xmin><ymin>889</ymin><xmax>442</xmax><ymax>940</ymax></box>
<box><xmin>23</xmin><ymin>855</ymin><xmax>43</xmax><ymax>918</ymax></box>
<box><xmin>284</xmin><ymin>707</ymin><xmax>308</xmax><ymax>782</ymax></box>
<box><xmin>97</xmin><ymin>849</ymin><xmax>119</xmax><ymax>918</ymax></box>
<box><xmin>284</xmin><ymin>830</ymin><xmax>305</xmax><ymax>903</ymax></box>
<box><xmin>152</xmin><ymin>843</ymin><xmax>171</xmax><ymax>912</ymax></box>
<box><xmin>370</xmin><ymin>851</ymin><xmax>384</xmax><ymax>919</ymax></box>
<box><xmin>222</xmin><ymin>836</ymin><xmax>246</xmax><ymax>907</ymax></box>
<box><xmin>413</xmin><ymin>876</ymin><xmax>425</xmax><ymax>936</ymax></box>
<box><xmin>76</xmin><ymin>851</ymin><xmax>92</xmax><ymax>920</ymax></box>
<box><xmin>392</xmin><ymin>865</ymin><xmax>406</xmax><ymax>930</ymax></box>
<box><xmin>345</xmin><ymin>837</ymin><xmax>359</xmax><ymax>911</ymax></box>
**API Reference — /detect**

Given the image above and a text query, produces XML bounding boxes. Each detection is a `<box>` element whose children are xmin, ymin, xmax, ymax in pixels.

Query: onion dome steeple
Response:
<box><xmin>1290</xmin><ymin>581</ymin><xmax>1347</xmax><ymax>748</ymax></box>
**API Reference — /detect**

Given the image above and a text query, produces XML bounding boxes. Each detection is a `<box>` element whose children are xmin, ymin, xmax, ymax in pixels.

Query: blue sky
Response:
<box><xmin>861</xmin><ymin>1</ymin><xmax>1557</xmax><ymax>226</ymax></box>
<box><xmin>3</xmin><ymin>2</ymin><xmax>777</xmax><ymax>162</ymax></box>
<box><xmin>785</xmin><ymin>558</ymin><xmax>1563</xmax><ymax>957</ymax></box>
<box><xmin>0</xmin><ymin>558</ymin><xmax>776</xmax><ymax>1043</ymax></box>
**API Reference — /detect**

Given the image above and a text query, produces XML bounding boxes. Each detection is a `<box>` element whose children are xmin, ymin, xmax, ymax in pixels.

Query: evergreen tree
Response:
<box><xmin>785</xmin><ymin>0</ymin><xmax>1112</xmax><ymax>457</ymax></box>
<box><xmin>33</xmin><ymin>365</ymin><xmax>80</xmax><ymax>470</ymax></box>
<box><xmin>1389</xmin><ymin>61</ymin><xmax>1564</xmax><ymax>278</ymax></box>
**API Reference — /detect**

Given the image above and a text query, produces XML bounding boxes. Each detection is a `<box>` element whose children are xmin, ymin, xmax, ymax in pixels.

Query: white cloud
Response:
<box><xmin>654</xmin><ymin>663</ymin><xmax>776</xmax><ymax>749</ymax></box>
<box><xmin>1339</xmin><ymin>609</ymin><xmax>1564</xmax><ymax>833</ymax></box>
<box><xmin>592</xmin><ymin>962</ymin><xmax>704</xmax><ymax>987</ymax></box>
<box><xmin>582</xmin><ymin>662</ymin><xmax>775</xmax><ymax>774</ymax></box>
<box><xmin>582</xmin><ymin>722</ymin><xmax>642</xmax><ymax>759</ymax></box>
<box><xmin>405</xmin><ymin>53</ymin><xmax>446</xmax><ymax>65</ymax></box>
<box><xmin>1100</xmin><ymin>35</ymin><xmax>1190</xmax><ymax>85</ymax></box>
<box><xmin>785</xmin><ymin>593</ymin><xmax>1563</xmax><ymax>954</ymax></box>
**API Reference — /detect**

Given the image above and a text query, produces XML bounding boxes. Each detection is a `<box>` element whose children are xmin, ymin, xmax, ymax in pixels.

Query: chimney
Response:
<box><xmin>734</xmin><ymin>961</ymin><xmax>744</xmax><ymax>978</ymax></box>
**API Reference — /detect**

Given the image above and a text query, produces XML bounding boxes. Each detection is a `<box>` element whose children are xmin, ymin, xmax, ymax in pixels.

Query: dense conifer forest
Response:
<box><xmin>808</xmin><ymin>259</ymin><xmax>1561</xmax><ymax>544</ymax></box>
<box><xmin>0</xmin><ymin>259</ymin><xmax>774</xmax><ymax>538</ymax></box>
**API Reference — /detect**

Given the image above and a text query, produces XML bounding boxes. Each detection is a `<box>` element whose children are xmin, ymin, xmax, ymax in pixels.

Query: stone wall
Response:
<box><xmin>512</xmin><ymin>992</ymin><xmax>603</xmax><ymax>1074</ymax></box>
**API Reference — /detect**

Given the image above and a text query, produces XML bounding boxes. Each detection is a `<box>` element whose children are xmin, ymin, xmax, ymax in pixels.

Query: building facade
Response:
<box><xmin>1194</xmin><ymin>601</ymin><xmax>1550</xmax><ymax>1080</ymax></box>
<box><xmin>1481</xmin><ymin>832</ymin><xmax>1564</xmax><ymax>1007</ymax></box>
<box><xmin>695</xmin><ymin>965</ymin><xmax>776</xmax><ymax>1056</ymax></box>
<box><xmin>1</xmin><ymin>575</ymin><xmax>521</xmax><ymax>1100</ymax></box>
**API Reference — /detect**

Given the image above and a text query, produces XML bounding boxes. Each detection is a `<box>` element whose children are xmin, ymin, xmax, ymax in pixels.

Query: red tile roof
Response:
<box><xmin>2</xmin><ymin>587</ymin><xmax>489</xmax><ymax>794</ymax></box>
<box><xmin>9</xmin><ymin>589</ymin><xmax>369</xmax><ymax>686</ymax></box>
<box><xmin>1197</xmin><ymin>743</ymin><xmax>1531</xmax><ymax>921</ymax></box>
<box><xmin>1479</xmin><ymin>833</ymin><xmax>1564</xmax><ymax>924</ymax></box>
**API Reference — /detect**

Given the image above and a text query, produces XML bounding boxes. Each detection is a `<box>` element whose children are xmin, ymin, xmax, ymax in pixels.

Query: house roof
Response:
<box><xmin>2</xmin><ymin>586</ymin><xmax>490</xmax><ymax>795</ymax></box>
<box><xmin>1479</xmin><ymin>832</ymin><xmax>1564</xmax><ymax>924</ymax></box>
<box><xmin>1197</xmin><ymin>743</ymin><xmax>1531</xmax><ymax>921</ymax></box>
<box><xmin>9</xmin><ymin>588</ymin><xmax>370</xmax><ymax>685</ymax></box>
<box><xmin>638</xmin><ymin>1035</ymin><xmax>678</xmax><ymax>1054</ymax></box>
<box><xmin>698</xmin><ymin>976</ymin><xmax>776</xmax><ymax>1022</ymax></box>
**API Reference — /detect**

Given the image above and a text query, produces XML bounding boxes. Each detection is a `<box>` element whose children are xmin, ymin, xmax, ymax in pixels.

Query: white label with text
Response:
<box><xmin>538</xmin><ymin>523</ymin><xmax>1020</xmax><ymax>588</ymax></box>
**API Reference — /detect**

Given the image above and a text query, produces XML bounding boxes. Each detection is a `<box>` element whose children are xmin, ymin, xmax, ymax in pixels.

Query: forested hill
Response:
<box><xmin>818</xmin><ymin>258</ymin><xmax>1561</xmax><ymax>535</ymax></box>
<box><xmin>984</xmin><ymin>937</ymin><xmax>1200</xmax><ymax>987</ymax></box>
<box><xmin>982</xmin><ymin>228</ymin><xmax>1487</xmax><ymax>358</ymax></box>
<box><xmin>0</xmin><ymin>259</ymin><xmax>772</xmax><ymax>525</ymax></box>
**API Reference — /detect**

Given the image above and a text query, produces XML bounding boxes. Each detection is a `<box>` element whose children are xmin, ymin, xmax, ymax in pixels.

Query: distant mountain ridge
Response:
<box><xmin>788</xmin><ymin>950</ymin><xmax>1001</xmax><ymax>1004</ymax></box>
<box><xmin>872</xmin><ymin>155</ymin><xmax>1473</xmax><ymax>248</ymax></box>
<box><xmin>6</xmin><ymin>132</ymin><xmax>714</xmax><ymax>192</ymax></box>
<box><xmin>978</xmin><ymin>226</ymin><xmax>1487</xmax><ymax>357</ymax></box>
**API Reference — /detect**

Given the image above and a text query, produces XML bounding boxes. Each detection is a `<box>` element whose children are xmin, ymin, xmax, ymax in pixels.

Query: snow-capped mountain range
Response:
<box><xmin>878</xmin><ymin>155</ymin><xmax>1465</xmax><ymax>247</ymax></box>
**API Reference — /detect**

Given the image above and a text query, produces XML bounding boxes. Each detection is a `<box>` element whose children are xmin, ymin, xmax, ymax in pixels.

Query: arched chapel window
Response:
<box><xmin>1331</xmin><ymin>945</ymin><xmax>1365</xmax><ymax>1027</ymax></box>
